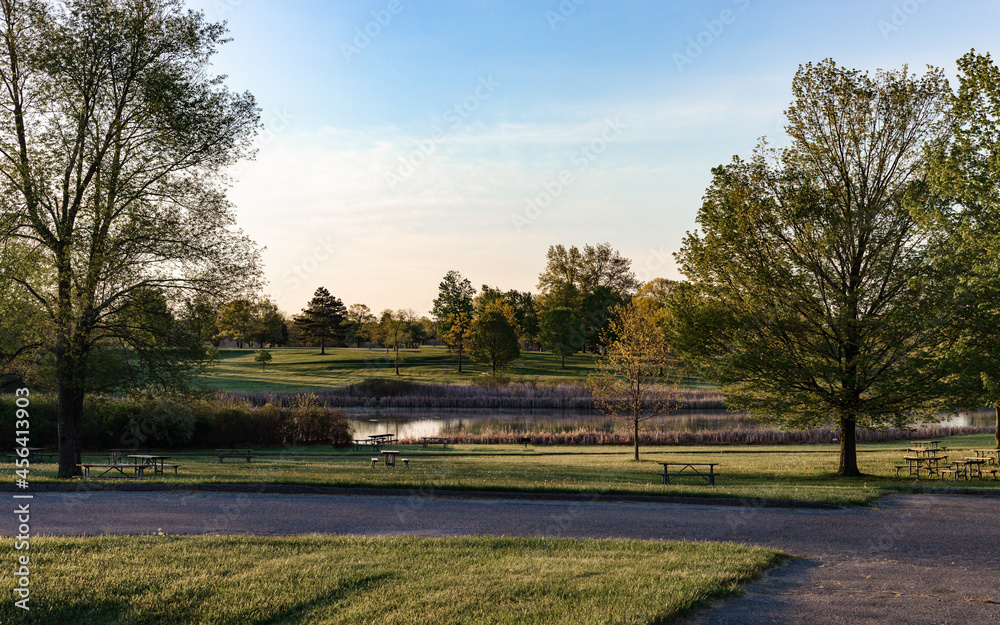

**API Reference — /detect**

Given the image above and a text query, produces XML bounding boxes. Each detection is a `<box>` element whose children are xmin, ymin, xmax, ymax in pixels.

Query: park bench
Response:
<box><xmin>353</xmin><ymin>439</ymin><xmax>379</xmax><ymax>452</ymax></box>
<box><xmin>370</xmin><ymin>457</ymin><xmax>380</xmax><ymax>469</ymax></box>
<box><xmin>402</xmin><ymin>458</ymin><xmax>410</xmax><ymax>468</ymax></box>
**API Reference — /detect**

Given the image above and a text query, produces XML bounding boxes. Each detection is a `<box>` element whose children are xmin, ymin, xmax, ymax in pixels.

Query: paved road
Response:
<box><xmin>10</xmin><ymin>490</ymin><xmax>1000</xmax><ymax>624</ymax></box>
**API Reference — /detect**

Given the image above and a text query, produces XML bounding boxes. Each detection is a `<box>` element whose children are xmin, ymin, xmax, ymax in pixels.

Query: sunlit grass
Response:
<box><xmin>0</xmin><ymin>535</ymin><xmax>783</xmax><ymax>625</ymax></box>
<box><xmin>20</xmin><ymin>433</ymin><xmax>1000</xmax><ymax>506</ymax></box>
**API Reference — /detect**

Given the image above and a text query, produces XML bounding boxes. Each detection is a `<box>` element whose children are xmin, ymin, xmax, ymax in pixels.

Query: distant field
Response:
<box><xmin>197</xmin><ymin>347</ymin><xmax>711</xmax><ymax>393</ymax></box>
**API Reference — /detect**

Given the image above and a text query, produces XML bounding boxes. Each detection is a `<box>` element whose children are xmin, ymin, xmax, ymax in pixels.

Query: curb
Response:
<box><xmin>0</xmin><ymin>482</ymin><xmax>843</xmax><ymax>509</ymax></box>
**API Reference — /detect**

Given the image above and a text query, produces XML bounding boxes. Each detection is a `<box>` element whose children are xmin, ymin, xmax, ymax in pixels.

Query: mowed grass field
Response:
<box><xmin>31</xmin><ymin>433</ymin><xmax>1000</xmax><ymax>506</ymax></box>
<box><xmin>0</xmin><ymin>535</ymin><xmax>783</xmax><ymax>625</ymax></box>
<box><xmin>197</xmin><ymin>346</ymin><xmax>719</xmax><ymax>392</ymax></box>
<box><xmin>196</xmin><ymin>346</ymin><xmax>601</xmax><ymax>392</ymax></box>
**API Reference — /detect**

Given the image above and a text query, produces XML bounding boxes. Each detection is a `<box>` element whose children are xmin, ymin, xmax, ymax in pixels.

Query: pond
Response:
<box><xmin>344</xmin><ymin>407</ymin><xmax>996</xmax><ymax>439</ymax></box>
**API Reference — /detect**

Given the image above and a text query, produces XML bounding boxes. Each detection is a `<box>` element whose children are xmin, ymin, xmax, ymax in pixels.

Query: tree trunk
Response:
<box><xmin>995</xmin><ymin>406</ymin><xmax>999</xmax><ymax>450</ymax></box>
<box><xmin>633</xmin><ymin>416</ymin><xmax>639</xmax><ymax>461</ymax></box>
<box><xmin>837</xmin><ymin>415</ymin><xmax>862</xmax><ymax>477</ymax></box>
<box><xmin>561</xmin><ymin>354</ymin><xmax>566</xmax><ymax>368</ymax></box>
<box><xmin>320</xmin><ymin>338</ymin><xmax>326</xmax><ymax>356</ymax></box>
<box><xmin>56</xmin><ymin>351</ymin><xmax>85</xmax><ymax>478</ymax></box>
<box><xmin>457</xmin><ymin>347</ymin><xmax>463</xmax><ymax>373</ymax></box>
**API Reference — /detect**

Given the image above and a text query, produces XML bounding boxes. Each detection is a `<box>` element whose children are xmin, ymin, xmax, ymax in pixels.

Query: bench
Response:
<box><xmin>216</xmin><ymin>449</ymin><xmax>254</xmax><ymax>463</ymax></box>
<box><xmin>353</xmin><ymin>439</ymin><xmax>379</xmax><ymax>451</ymax></box>
<box><xmin>370</xmin><ymin>457</ymin><xmax>380</xmax><ymax>469</ymax></box>
<box><xmin>893</xmin><ymin>465</ymin><xmax>907</xmax><ymax>478</ymax></box>
<box><xmin>77</xmin><ymin>463</ymin><xmax>145</xmax><ymax>479</ymax></box>
<box><xmin>402</xmin><ymin>458</ymin><xmax>409</xmax><ymax>468</ymax></box>
<box><xmin>660</xmin><ymin>462</ymin><xmax>718</xmax><ymax>486</ymax></box>
<box><xmin>161</xmin><ymin>464</ymin><xmax>180</xmax><ymax>475</ymax></box>
<box><xmin>938</xmin><ymin>468</ymin><xmax>959</xmax><ymax>481</ymax></box>
<box><xmin>420</xmin><ymin>437</ymin><xmax>449</xmax><ymax>449</ymax></box>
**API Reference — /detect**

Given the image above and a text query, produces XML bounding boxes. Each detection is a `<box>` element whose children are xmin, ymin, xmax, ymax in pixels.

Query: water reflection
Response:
<box><xmin>345</xmin><ymin>408</ymin><xmax>752</xmax><ymax>439</ymax></box>
<box><xmin>345</xmin><ymin>407</ymin><xmax>996</xmax><ymax>439</ymax></box>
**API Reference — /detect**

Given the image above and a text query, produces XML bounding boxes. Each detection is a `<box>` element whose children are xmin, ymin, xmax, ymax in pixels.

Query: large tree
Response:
<box><xmin>0</xmin><ymin>0</ymin><xmax>261</xmax><ymax>477</ymax></box>
<box><xmin>920</xmin><ymin>51</ymin><xmax>1000</xmax><ymax>449</ymax></box>
<box><xmin>294</xmin><ymin>287</ymin><xmax>347</xmax><ymax>355</ymax></box>
<box><xmin>673</xmin><ymin>59</ymin><xmax>957</xmax><ymax>477</ymax></box>
<box><xmin>537</xmin><ymin>243</ymin><xmax>637</xmax><ymax>352</ymax></box>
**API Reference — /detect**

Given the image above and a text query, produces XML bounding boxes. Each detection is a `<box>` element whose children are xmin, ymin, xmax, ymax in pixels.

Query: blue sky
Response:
<box><xmin>185</xmin><ymin>0</ymin><xmax>1000</xmax><ymax>317</ymax></box>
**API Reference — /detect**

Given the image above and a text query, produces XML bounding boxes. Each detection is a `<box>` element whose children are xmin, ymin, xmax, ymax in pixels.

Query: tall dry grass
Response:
<box><xmin>397</xmin><ymin>423</ymin><xmax>993</xmax><ymax>446</ymax></box>
<box><xmin>230</xmin><ymin>380</ymin><xmax>726</xmax><ymax>411</ymax></box>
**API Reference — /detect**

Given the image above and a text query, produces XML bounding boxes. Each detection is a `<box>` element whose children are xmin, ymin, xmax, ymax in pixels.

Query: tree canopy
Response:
<box><xmin>672</xmin><ymin>59</ymin><xmax>956</xmax><ymax>476</ymax></box>
<box><xmin>0</xmin><ymin>0</ymin><xmax>261</xmax><ymax>477</ymax></box>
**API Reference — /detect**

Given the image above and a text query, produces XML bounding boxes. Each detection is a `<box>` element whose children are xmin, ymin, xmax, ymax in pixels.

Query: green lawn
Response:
<box><xmin>197</xmin><ymin>346</ymin><xmax>711</xmax><ymax>392</ymax></box>
<box><xmin>28</xmin><ymin>433</ymin><xmax>1000</xmax><ymax>507</ymax></box>
<box><xmin>0</xmin><ymin>535</ymin><xmax>783</xmax><ymax>625</ymax></box>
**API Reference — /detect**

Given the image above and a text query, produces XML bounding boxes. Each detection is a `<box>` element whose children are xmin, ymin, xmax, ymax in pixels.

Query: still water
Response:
<box><xmin>345</xmin><ymin>408</ymin><xmax>996</xmax><ymax>439</ymax></box>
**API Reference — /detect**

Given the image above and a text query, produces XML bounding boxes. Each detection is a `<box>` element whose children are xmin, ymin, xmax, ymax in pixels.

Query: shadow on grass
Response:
<box><xmin>1</xmin><ymin>572</ymin><xmax>396</xmax><ymax>625</ymax></box>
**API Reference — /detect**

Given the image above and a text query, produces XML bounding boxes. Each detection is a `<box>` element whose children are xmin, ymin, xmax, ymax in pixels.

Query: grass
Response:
<box><xmin>197</xmin><ymin>346</ymin><xmax>714</xmax><ymax>392</ymax></box>
<box><xmin>0</xmin><ymin>535</ymin><xmax>782</xmax><ymax>625</ymax></box>
<box><xmin>25</xmin><ymin>433</ymin><xmax>1000</xmax><ymax>507</ymax></box>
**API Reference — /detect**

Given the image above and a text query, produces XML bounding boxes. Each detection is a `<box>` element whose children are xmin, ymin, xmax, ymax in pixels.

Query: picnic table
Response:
<box><xmin>8</xmin><ymin>447</ymin><xmax>57</xmax><ymax>463</ymax></box>
<box><xmin>353</xmin><ymin>439</ymin><xmax>380</xmax><ymax>451</ymax></box>
<box><xmin>902</xmin><ymin>454</ymin><xmax>948</xmax><ymax>477</ymax></box>
<box><xmin>127</xmin><ymin>454</ymin><xmax>177</xmax><ymax>475</ymax></box>
<box><xmin>420</xmin><ymin>437</ymin><xmax>449</xmax><ymax>449</ymax></box>
<box><xmin>369</xmin><ymin>434</ymin><xmax>396</xmax><ymax>445</ymax></box>
<box><xmin>106</xmin><ymin>448</ymin><xmax>150</xmax><ymax>464</ymax></box>
<box><xmin>380</xmin><ymin>450</ymin><xmax>400</xmax><ymax>467</ymax></box>
<box><xmin>216</xmin><ymin>448</ymin><xmax>254</xmax><ymax>463</ymax></box>
<box><xmin>970</xmin><ymin>449</ymin><xmax>1000</xmax><ymax>465</ymax></box>
<box><xmin>660</xmin><ymin>462</ymin><xmax>718</xmax><ymax>485</ymax></box>
<box><xmin>77</xmin><ymin>463</ymin><xmax>147</xmax><ymax>479</ymax></box>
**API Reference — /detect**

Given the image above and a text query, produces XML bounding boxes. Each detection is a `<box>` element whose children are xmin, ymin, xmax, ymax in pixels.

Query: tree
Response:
<box><xmin>179</xmin><ymin>295</ymin><xmax>220</xmax><ymax>347</ymax></box>
<box><xmin>915</xmin><ymin>50</ymin><xmax>1000</xmax><ymax>450</ymax></box>
<box><xmin>432</xmin><ymin>270</ymin><xmax>476</xmax><ymax>337</ymax></box>
<box><xmin>442</xmin><ymin>311</ymin><xmax>473</xmax><ymax>372</ymax></box>
<box><xmin>216</xmin><ymin>299</ymin><xmax>256</xmax><ymax>348</ymax></box>
<box><xmin>536</xmin><ymin>244</ymin><xmax>637</xmax><ymax>352</ymax></box>
<box><xmin>294</xmin><ymin>287</ymin><xmax>347</xmax><ymax>355</ymax></box>
<box><xmin>538</xmin><ymin>307</ymin><xmax>585</xmax><ymax>368</ymax></box>
<box><xmin>673</xmin><ymin>59</ymin><xmax>955</xmax><ymax>477</ymax></box>
<box><xmin>254</xmin><ymin>349</ymin><xmax>272</xmax><ymax>372</ymax></box>
<box><xmin>537</xmin><ymin>243</ymin><xmax>639</xmax><ymax>302</ymax></box>
<box><xmin>470</xmin><ymin>302</ymin><xmax>520</xmax><ymax>373</ymax></box>
<box><xmin>378</xmin><ymin>309</ymin><xmax>415</xmax><ymax>375</ymax></box>
<box><xmin>587</xmin><ymin>304</ymin><xmax>678</xmax><ymax>460</ymax></box>
<box><xmin>251</xmin><ymin>300</ymin><xmax>284</xmax><ymax>348</ymax></box>
<box><xmin>0</xmin><ymin>0</ymin><xmax>262</xmax><ymax>477</ymax></box>
<box><xmin>344</xmin><ymin>303</ymin><xmax>376</xmax><ymax>348</ymax></box>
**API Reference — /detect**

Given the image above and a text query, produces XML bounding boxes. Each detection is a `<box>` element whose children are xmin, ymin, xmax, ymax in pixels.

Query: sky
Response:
<box><xmin>183</xmin><ymin>0</ymin><xmax>1000</xmax><ymax>318</ymax></box>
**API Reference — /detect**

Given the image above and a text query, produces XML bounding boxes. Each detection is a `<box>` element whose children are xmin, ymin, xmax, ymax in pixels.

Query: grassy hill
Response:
<box><xmin>198</xmin><ymin>346</ymin><xmax>717</xmax><ymax>393</ymax></box>
<box><xmin>196</xmin><ymin>346</ymin><xmax>605</xmax><ymax>393</ymax></box>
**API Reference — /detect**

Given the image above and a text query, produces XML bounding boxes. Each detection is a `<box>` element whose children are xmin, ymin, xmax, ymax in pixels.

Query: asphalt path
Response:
<box><xmin>8</xmin><ymin>490</ymin><xmax>1000</xmax><ymax>624</ymax></box>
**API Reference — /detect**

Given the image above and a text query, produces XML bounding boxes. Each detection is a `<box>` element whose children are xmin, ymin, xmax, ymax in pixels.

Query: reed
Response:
<box><xmin>398</xmin><ymin>423</ymin><xmax>993</xmax><ymax>446</ymax></box>
<box><xmin>229</xmin><ymin>380</ymin><xmax>726</xmax><ymax>411</ymax></box>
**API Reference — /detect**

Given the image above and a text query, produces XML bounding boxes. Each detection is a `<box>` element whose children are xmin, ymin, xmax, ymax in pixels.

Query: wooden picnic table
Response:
<box><xmin>9</xmin><ymin>448</ymin><xmax>56</xmax><ymax>463</ymax></box>
<box><xmin>106</xmin><ymin>448</ymin><xmax>150</xmax><ymax>464</ymax></box>
<box><xmin>127</xmin><ymin>454</ymin><xmax>176</xmax><ymax>475</ymax></box>
<box><xmin>216</xmin><ymin>448</ymin><xmax>254</xmax><ymax>463</ymax></box>
<box><xmin>380</xmin><ymin>450</ymin><xmax>400</xmax><ymax>467</ymax></box>
<box><xmin>660</xmin><ymin>462</ymin><xmax>718</xmax><ymax>485</ymax></box>
<box><xmin>970</xmin><ymin>449</ymin><xmax>1000</xmax><ymax>465</ymax></box>
<box><xmin>420</xmin><ymin>437</ymin><xmax>449</xmax><ymax>449</ymax></box>
<box><xmin>902</xmin><ymin>454</ymin><xmax>948</xmax><ymax>477</ymax></box>
<box><xmin>77</xmin><ymin>463</ymin><xmax>147</xmax><ymax>479</ymax></box>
